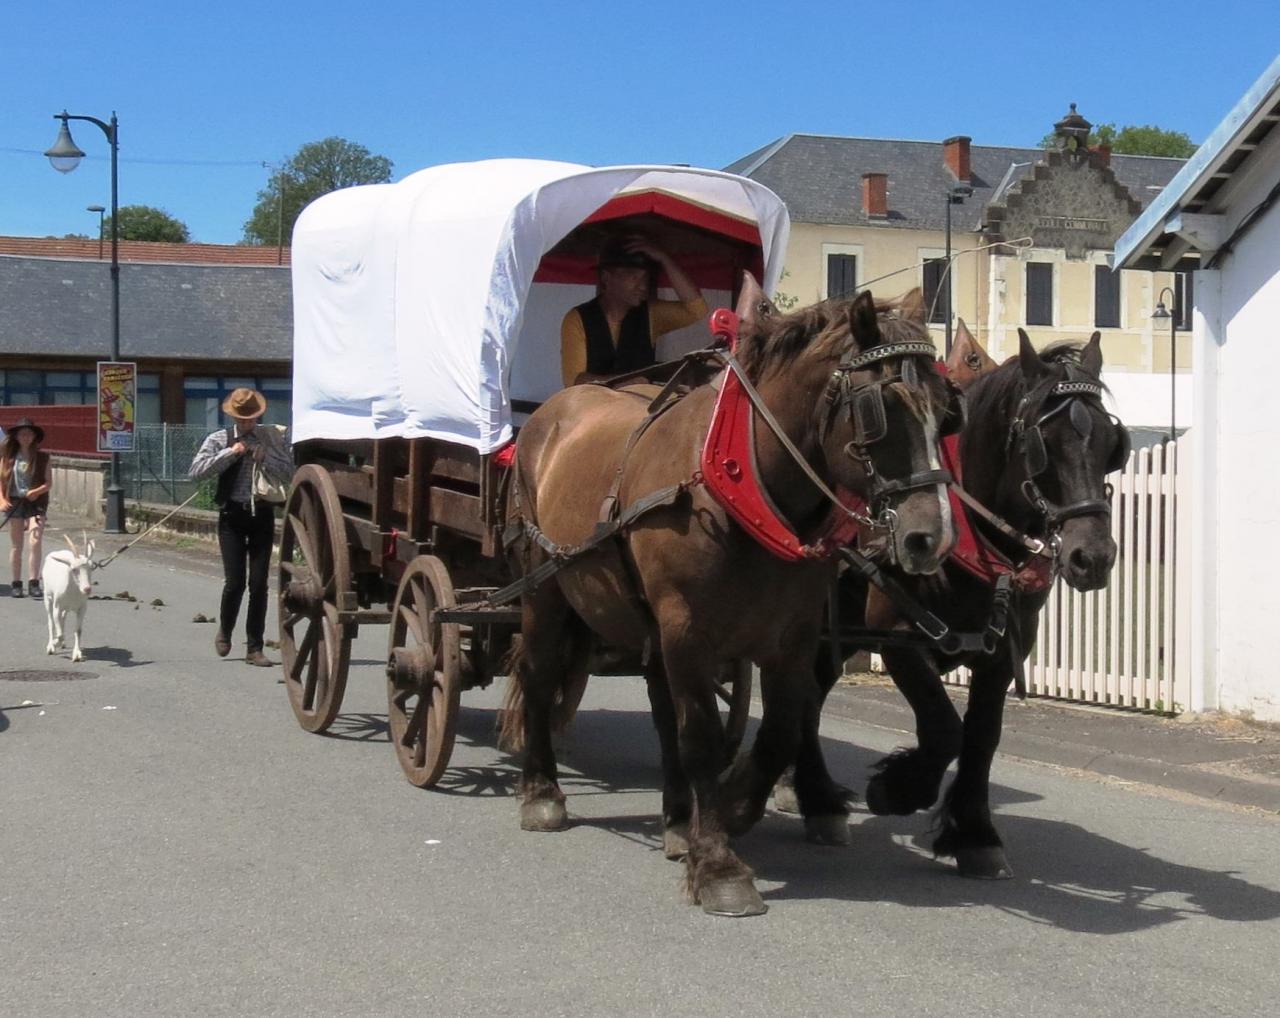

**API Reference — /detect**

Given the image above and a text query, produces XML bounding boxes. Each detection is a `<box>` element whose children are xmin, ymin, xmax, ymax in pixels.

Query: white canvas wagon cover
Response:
<box><xmin>290</xmin><ymin>159</ymin><xmax>789</xmax><ymax>452</ymax></box>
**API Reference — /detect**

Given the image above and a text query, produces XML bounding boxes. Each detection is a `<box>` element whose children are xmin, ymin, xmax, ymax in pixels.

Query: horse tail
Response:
<box><xmin>498</xmin><ymin>636</ymin><xmax>528</xmax><ymax>752</ymax></box>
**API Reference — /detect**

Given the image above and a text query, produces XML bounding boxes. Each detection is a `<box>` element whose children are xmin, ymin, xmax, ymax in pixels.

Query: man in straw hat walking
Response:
<box><xmin>190</xmin><ymin>388</ymin><xmax>293</xmax><ymax>667</ymax></box>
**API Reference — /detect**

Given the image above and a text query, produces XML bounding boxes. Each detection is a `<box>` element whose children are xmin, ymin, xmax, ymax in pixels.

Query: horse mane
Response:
<box><xmin>736</xmin><ymin>294</ymin><xmax>933</xmax><ymax>384</ymax></box>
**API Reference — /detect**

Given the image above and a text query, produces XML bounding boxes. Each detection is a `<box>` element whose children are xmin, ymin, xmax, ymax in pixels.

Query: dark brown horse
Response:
<box><xmin>788</xmin><ymin>328</ymin><xmax>1127</xmax><ymax>879</ymax></box>
<box><xmin>502</xmin><ymin>278</ymin><xmax>958</xmax><ymax>915</ymax></box>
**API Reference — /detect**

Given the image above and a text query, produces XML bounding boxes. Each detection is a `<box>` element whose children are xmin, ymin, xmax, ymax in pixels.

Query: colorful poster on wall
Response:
<box><xmin>97</xmin><ymin>361</ymin><xmax>137</xmax><ymax>453</ymax></box>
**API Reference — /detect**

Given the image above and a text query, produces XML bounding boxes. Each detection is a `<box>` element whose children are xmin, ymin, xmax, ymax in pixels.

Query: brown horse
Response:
<box><xmin>502</xmin><ymin>277</ymin><xmax>959</xmax><ymax>915</ymax></box>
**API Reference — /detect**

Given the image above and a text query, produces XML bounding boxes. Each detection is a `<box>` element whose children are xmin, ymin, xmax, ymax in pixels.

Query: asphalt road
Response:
<box><xmin>3</xmin><ymin>519</ymin><xmax>1279</xmax><ymax>1017</ymax></box>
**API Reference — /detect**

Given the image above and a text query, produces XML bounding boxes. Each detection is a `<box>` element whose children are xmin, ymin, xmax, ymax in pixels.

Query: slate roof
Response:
<box><xmin>0</xmin><ymin>255</ymin><xmax>292</xmax><ymax>361</ymax></box>
<box><xmin>725</xmin><ymin>134</ymin><xmax>1186</xmax><ymax>232</ymax></box>
<box><xmin>0</xmin><ymin>235</ymin><xmax>291</xmax><ymax>265</ymax></box>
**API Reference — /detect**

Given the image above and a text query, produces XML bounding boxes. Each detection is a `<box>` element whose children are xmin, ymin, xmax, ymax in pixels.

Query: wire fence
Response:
<box><xmin>117</xmin><ymin>424</ymin><xmax>218</xmax><ymax>507</ymax></box>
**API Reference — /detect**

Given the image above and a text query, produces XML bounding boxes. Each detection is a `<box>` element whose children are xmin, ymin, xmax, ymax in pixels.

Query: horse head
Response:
<box><xmin>1007</xmin><ymin>329</ymin><xmax>1127</xmax><ymax>590</ymax></box>
<box><xmin>736</xmin><ymin>275</ymin><xmax>957</xmax><ymax>575</ymax></box>
<box><xmin>945</xmin><ymin>318</ymin><xmax>996</xmax><ymax>390</ymax></box>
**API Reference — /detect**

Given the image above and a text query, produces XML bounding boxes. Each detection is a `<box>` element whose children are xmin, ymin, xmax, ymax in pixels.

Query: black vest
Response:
<box><xmin>214</xmin><ymin>427</ymin><xmax>242</xmax><ymax>506</ymax></box>
<box><xmin>575</xmin><ymin>298</ymin><xmax>655</xmax><ymax>376</ymax></box>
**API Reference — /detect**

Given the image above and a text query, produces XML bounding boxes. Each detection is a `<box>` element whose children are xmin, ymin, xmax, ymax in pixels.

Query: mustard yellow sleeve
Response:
<box><xmin>650</xmin><ymin>296</ymin><xmax>709</xmax><ymax>338</ymax></box>
<box><xmin>560</xmin><ymin>308</ymin><xmax>588</xmax><ymax>387</ymax></box>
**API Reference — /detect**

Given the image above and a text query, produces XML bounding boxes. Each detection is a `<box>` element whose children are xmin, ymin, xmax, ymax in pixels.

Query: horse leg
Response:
<box><xmin>718</xmin><ymin>653</ymin><xmax>811</xmax><ymax>839</ymax></box>
<box><xmin>660</xmin><ymin>631</ymin><xmax>765</xmax><ymax>917</ymax></box>
<box><xmin>513</xmin><ymin>583</ymin><xmax>582</xmax><ymax>833</ymax></box>
<box><xmin>865</xmin><ymin>646</ymin><xmax>962</xmax><ymax>816</ymax></box>
<box><xmin>774</xmin><ymin>646</ymin><xmax>853</xmax><ymax>844</ymax></box>
<box><xmin>642</xmin><ymin>653</ymin><xmax>693</xmax><ymax>860</ymax></box>
<box><xmin>933</xmin><ymin>650</ymin><xmax>1014</xmax><ymax>879</ymax></box>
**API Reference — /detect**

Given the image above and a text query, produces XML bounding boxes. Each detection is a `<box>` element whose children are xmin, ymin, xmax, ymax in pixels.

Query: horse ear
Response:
<box><xmin>1081</xmin><ymin>330</ymin><xmax>1104</xmax><ymax>377</ymax></box>
<box><xmin>734</xmin><ymin>271</ymin><xmax>776</xmax><ymax>329</ymax></box>
<box><xmin>898</xmin><ymin>287</ymin><xmax>927</xmax><ymax>326</ymax></box>
<box><xmin>849</xmin><ymin>290</ymin><xmax>881</xmax><ymax>349</ymax></box>
<box><xmin>1018</xmin><ymin>328</ymin><xmax>1047</xmax><ymax>381</ymax></box>
<box><xmin>945</xmin><ymin>318</ymin><xmax>996</xmax><ymax>388</ymax></box>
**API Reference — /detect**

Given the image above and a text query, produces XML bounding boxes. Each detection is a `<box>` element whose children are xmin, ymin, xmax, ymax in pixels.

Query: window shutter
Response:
<box><xmin>1026</xmin><ymin>263</ymin><xmax>1053</xmax><ymax>326</ymax></box>
<box><xmin>826</xmin><ymin>254</ymin><xmax>857</xmax><ymax>299</ymax></box>
<box><xmin>1094</xmin><ymin>265</ymin><xmax>1120</xmax><ymax>328</ymax></box>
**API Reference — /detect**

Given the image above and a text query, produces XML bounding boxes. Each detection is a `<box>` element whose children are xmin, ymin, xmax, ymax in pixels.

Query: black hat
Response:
<box><xmin>6</xmin><ymin>417</ymin><xmax>44</xmax><ymax>443</ymax></box>
<box><xmin>598</xmin><ymin>241</ymin><xmax>653</xmax><ymax>270</ymax></box>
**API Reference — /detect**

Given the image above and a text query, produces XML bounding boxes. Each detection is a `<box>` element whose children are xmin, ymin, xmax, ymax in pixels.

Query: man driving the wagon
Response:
<box><xmin>559</xmin><ymin>237</ymin><xmax>707</xmax><ymax>386</ymax></box>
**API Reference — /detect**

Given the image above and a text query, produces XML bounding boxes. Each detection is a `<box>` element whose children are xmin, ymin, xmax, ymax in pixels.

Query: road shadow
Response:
<box><xmin>79</xmin><ymin>646</ymin><xmax>150</xmax><ymax>668</ymax></box>
<box><xmin>739</xmin><ymin>807</ymin><xmax>1280</xmax><ymax>933</ymax></box>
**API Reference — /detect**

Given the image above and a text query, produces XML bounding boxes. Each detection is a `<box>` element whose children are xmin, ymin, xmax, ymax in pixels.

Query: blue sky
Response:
<box><xmin>2</xmin><ymin>1</ymin><xmax>1275</xmax><ymax>244</ymax></box>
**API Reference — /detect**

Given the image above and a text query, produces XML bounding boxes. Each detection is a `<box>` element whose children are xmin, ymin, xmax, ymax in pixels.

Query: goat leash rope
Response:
<box><xmin>92</xmin><ymin>488</ymin><xmax>206</xmax><ymax>570</ymax></box>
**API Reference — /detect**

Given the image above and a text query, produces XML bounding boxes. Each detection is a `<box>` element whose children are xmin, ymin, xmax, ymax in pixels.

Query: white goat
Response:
<box><xmin>43</xmin><ymin>534</ymin><xmax>97</xmax><ymax>663</ymax></box>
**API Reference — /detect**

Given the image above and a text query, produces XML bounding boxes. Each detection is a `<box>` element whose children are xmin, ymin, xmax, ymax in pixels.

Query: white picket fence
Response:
<box><xmin>878</xmin><ymin>438</ymin><xmax>1193</xmax><ymax>713</ymax></box>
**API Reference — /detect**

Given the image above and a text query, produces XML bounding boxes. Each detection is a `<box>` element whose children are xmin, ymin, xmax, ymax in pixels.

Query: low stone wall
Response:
<box><xmin>125</xmin><ymin>501</ymin><xmax>281</xmax><ymax>544</ymax></box>
<box><xmin>51</xmin><ymin>456</ymin><xmax>108</xmax><ymax>523</ymax></box>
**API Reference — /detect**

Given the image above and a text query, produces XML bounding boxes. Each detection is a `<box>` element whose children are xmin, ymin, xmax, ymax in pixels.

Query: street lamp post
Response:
<box><xmin>1152</xmin><ymin>285</ymin><xmax>1177</xmax><ymax>446</ymax></box>
<box><xmin>943</xmin><ymin>183</ymin><xmax>973</xmax><ymax>356</ymax></box>
<box><xmin>45</xmin><ymin>110</ymin><xmax>127</xmax><ymax>534</ymax></box>
<box><xmin>86</xmin><ymin>204</ymin><xmax>105</xmax><ymax>260</ymax></box>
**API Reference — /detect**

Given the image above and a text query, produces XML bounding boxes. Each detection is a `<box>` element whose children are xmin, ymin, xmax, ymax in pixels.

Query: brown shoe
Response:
<box><xmin>214</xmin><ymin>631</ymin><xmax>231</xmax><ymax>657</ymax></box>
<box><xmin>244</xmin><ymin>649</ymin><xmax>272</xmax><ymax>668</ymax></box>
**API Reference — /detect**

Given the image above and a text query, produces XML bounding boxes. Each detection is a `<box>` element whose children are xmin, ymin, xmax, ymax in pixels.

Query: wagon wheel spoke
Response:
<box><xmin>302</xmin><ymin>652</ymin><xmax>321</xmax><ymax>711</ymax></box>
<box><xmin>299</xmin><ymin>490</ymin><xmax>333</xmax><ymax>586</ymax></box>
<box><xmin>398</xmin><ymin>602</ymin><xmax>425</xmax><ymax>643</ymax></box>
<box><xmin>402</xmin><ymin>690</ymin><xmax>431</xmax><ymax>753</ymax></box>
<box><xmin>280</xmin><ymin>559</ymin><xmax>303</xmax><ymax>577</ymax></box>
<box><xmin>287</xmin><ymin>512</ymin><xmax>320</xmax><ymax>573</ymax></box>
<box><xmin>713</xmin><ymin>680</ymin><xmax>734</xmax><ymax>705</ymax></box>
<box><xmin>290</xmin><ymin>619</ymin><xmax>321</xmax><ymax>683</ymax></box>
<box><xmin>282</xmin><ymin>610</ymin><xmax>305</xmax><ymax>631</ymax></box>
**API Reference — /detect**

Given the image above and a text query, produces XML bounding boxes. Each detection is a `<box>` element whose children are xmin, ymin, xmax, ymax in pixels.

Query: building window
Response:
<box><xmin>826</xmin><ymin>254</ymin><xmax>858</xmax><ymax>300</ymax></box>
<box><xmin>1026</xmin><ymin>263</ymin><xmax>1054</xmax><ymax>326</ymax></box>
<box><xmin>184</xmin><ymin>375</ymin><xmax>291</xmax><ymax>430</ymax></box>
<box><xmin>1175</xmin><ymin>272</ymin><xmax>1194</xmax><ymax>331</ymax></box>
<box><xmin>922</xmin><ymin>259</ymin><xmax>948</xmax><ymax>324</ymax></box>
<box><xmin>1094</xmin><ymin>266</ymin><xmax>1120</xmax><ymax>328</ymax></box>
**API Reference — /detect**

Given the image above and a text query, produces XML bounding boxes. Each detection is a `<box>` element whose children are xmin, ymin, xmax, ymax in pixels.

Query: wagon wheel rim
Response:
<box><xmin>386</xmin><ymin>555</ymin><xmax>462</xmax><ymax>788</ymax></box>
<box><xmin>278</xmin><ymin>464</ymin><xmax>352</xmax><ymax>734</ymax></box>
<box><xmin>716</xmin><ymin>659</ymin><xmax>754</xmax><ymax>762</ymax></box>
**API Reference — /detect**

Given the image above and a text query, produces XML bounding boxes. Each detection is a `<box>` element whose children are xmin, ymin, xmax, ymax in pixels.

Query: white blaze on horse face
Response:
<box><xmin>924</xmin><ymin>406</ymin><xmax>953</xmax><ymax>549</ymax></box>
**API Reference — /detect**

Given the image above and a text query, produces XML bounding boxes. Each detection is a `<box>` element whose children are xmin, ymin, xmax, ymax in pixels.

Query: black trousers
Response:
<box><xmin>217</xmin><ymin>501</ymin><xmax>275</xmax><ymax>652</ymax></box>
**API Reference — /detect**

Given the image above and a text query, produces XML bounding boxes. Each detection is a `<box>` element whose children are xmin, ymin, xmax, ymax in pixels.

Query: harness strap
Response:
<box><xmin>949</xmin><ymin>483</ymin><xmax>1048</xmax><ymax>557</ymax></box>
<box><xmin>716</xmin><ymin>348</ymin><xmax>882</xmax><ymax>531</ymax></box>
<box><xmin>487</xmin><ymin>481</ymin><xmax>691</xmax><ymax>609</ymax></box>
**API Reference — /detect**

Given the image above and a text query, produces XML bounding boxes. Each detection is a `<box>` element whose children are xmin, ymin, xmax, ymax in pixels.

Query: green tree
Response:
<box><xmin>1040</xmin><ymin>122</ymin><xmax>1197</xmax><ymax>158</ymax></box>
<box><xmin>243</xmin><ymin>137</ymin><xmax>393</xmax><ymax>246</ymax></box>
<box><xmin>103</xmin><ymin>205</ymin><xmax>190</xmax><ymax>242</ymax></box>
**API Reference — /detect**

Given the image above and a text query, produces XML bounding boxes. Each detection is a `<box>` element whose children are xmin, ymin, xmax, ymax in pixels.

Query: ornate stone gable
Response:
<box><xmin>982</xmin><ymin>149</ymin><xmax>1144</xmax><ymax>259</ymax></box>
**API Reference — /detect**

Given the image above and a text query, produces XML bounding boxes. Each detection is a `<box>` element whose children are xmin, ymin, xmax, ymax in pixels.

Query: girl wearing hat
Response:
<box><xmin>0</xmin><ymin>418</ymin><xmax>51</xmax><ymax>598</ymax></box>
<box><xmin>189</xmin><ymin>388</ymin><xmax>293</xmax><ymax>667</ymax></box>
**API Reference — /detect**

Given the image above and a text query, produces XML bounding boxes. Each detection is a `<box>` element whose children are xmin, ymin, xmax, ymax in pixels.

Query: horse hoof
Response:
<box><xmin>698</xmin><ymin>876</ymin><xmax>767</xmax><ymax>917</ymax></box>
<box><xmin>772</xmin><ymin>783</ymin><xmax>801</xmax><ymax>815</ymax></box>
<box><xmin>520</xmin><ymin>799</ymin><xmax>568</xmax><ymax>832</ymax></box>
<box><xmin>662</xmin><ymin>823</ymin><xmax>690</xmax><ymax>860</ymax></box>
<box><xmin>955</xmin><ymin>846</ymin><xmax>1014</xmax><ymax>880</ymax></box>
<box><xmin>803</xmin><ymin>814</ymin><xmax>851</xmax><ymax>846</ymax></box>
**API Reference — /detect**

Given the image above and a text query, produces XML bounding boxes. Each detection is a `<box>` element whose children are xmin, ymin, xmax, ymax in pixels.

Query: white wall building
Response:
<box><xmin>1115</xmin><ymin>54</ymin><xmax>1280</xmax><ymax>721</ymax></box>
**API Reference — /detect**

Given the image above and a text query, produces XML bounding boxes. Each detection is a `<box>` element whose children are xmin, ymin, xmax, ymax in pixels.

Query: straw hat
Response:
<box><xmin>221</xmin><ymin>388</ymin><xmax>267</xmax><ymax>420</ymax></box>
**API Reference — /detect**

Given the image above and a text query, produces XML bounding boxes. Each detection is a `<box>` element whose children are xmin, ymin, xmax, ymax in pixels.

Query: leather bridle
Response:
<box><xmin>823</xmin><ymin>340</ymin><xmax>956</xmax><ymax>519</ymax></box>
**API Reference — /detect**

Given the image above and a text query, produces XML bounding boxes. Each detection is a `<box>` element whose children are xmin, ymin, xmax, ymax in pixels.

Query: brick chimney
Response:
<box><xmin>943</xmin><ymin>135</ymin><xmax>971</xmax><ymax>182</ymax></box>
<box><xmin>862</xmin><ymin>172</ymin><xmax>888</xmax><ymax>217</ymax></box>
<box><xmin>1090</xmin><ymin>144</ymin><xmax>1111</xmax><ymax>169</ymax></box>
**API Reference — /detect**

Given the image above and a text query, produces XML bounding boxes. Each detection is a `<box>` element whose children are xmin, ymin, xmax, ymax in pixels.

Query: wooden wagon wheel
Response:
<box><xmin>386</xmin><ymin>555</ymin><xmax>462</xmax><ymax>788</ymax></box>
<box><xmin>278</xmin><ymin>464</ymin><xmax>353</xmax><ymax>734</ymax></box>
<box><xmin>719</xmin><ymin>659</ymin><xmax>754</xmax><ymax>761</ymax></box>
